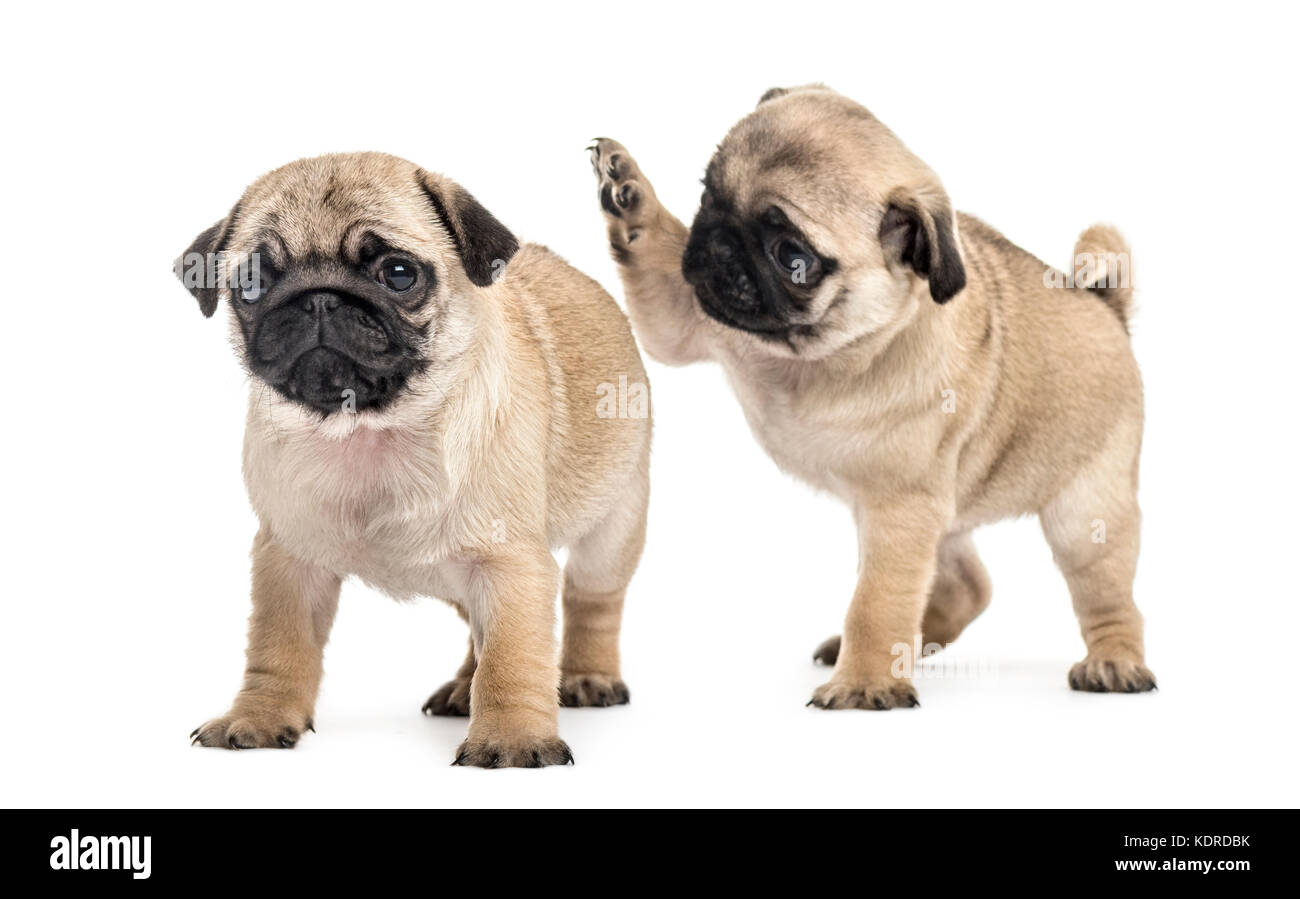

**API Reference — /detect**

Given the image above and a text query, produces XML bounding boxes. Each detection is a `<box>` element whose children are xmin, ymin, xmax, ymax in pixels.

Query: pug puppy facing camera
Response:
<box><xmin>591</xmin><ymin>85</ymin><xmax>1154</xmax><ymax>710</ymax></box>
<box><xmin>177</xmin><ymin>152</ymin><xmax>651</xmax><ymax>767</ymax></box>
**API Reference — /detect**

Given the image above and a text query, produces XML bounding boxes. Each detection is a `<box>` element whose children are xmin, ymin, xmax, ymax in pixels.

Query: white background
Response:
<box><xmin>2</xmin><ymin>1</ymin><xmax>1297</xmax><ymax>808</ymax></box>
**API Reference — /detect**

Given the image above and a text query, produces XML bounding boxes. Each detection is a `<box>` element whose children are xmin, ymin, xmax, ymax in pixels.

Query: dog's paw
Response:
<box><xmin>808</xmin><ymin>678</ymin><xmax>920</xmax><ymax>710</ymax></box>
<box><xmin>422</xmin><ymin>676</ymin><xmax>472</xmax><ymax>717</ymax></box>
<box><xmin>589</xmin><ymin>137</ymin><xmax>660</xmax><ymax>259</ymax></box>
<box><xmin>452</xmin><ymin>736</ymin><xmax>574</xmax><ymax>769</ymax></box>
<box><xmin>191</xmin><ymin>708</ymin><xmax>315</xmax><ymax>749</ymax></box>
<box><xmin>560</xmin><ymin>672</ymin><xmax>630</xmax><ymax>708</ymax></box>
<box><xmin>812</xmin><ymin>634</ymin><xmax>841</xmax><ymax>666</ymax></box>
<box><xmin>1068</xmin><ymin>656</ymin><xmax>1157</xmax><ymax>693</ymax></box>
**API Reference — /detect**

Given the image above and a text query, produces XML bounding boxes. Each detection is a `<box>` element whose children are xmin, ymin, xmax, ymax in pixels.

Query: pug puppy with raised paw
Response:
<box><xmin>179</xmin><ymin>152</ymin><xmax>650</xmax><ymax>766</ymax></box>
<box><xmin>589</xmin><ymin>85</ymin><xmax>1154</xmax><ymax>710</ymax></box>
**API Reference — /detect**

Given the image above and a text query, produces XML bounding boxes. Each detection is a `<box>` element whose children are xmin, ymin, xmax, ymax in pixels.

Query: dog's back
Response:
<box><xmin>952</xmin><ymin>214</ymin><xmax>1142</xmax><ymax>525</ymax></box>
<box><xmin>504</xmin><ymin>243</ymin><xmax>651</xmax><ymax>546</ymax></box>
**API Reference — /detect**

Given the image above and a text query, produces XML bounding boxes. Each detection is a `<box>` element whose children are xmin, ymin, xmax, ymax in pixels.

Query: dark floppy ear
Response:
<box><xmin>419</xmin><ymin>172</ymin><xmax>519</xmax><ymax>286</ymax></box>
<box><xmin>173</xmin><ymin>205</ymin><xmax>239</xmax><ymax>318</ymax></box>
<box><xmin>878</xmin><ymin>191</ymin><xmax>967</xmax><ymax>304</ymax></box>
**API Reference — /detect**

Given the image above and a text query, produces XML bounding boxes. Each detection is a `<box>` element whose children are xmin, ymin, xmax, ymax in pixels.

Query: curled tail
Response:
<box><xmin>1073</xmin><ymin>224</ymin><xmax>1134</xmax><ymax>331</ymax></box>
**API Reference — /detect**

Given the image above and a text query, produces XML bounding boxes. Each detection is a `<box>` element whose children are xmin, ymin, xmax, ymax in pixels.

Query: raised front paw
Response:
<box><xmin>1069</xmin><ymin>655</ymin><xmax>1157</xmax><ymax>693</ymax></box>
<box><xmin>422</xmin><ymin>675</ymin><xmax>472</xmax><ymax>717</ymax></box>
<box><xmin>589</xmin><ymin>137</ymin><xmax>661</xmax><ymax>258</ymax></box>
<box><xmin>808</xmin><ymin>677</ymin><xmax>920</xmax><ymax>711</ymax></box>
<box><xmin>191</xmin><ymin>705</ymin><xmax>315</xmax><ymax>749</ymax></box>
<box><xmin>560</xmin><ymin>672</ymin><xmax>630</xmax><ymax>708</ymax></box>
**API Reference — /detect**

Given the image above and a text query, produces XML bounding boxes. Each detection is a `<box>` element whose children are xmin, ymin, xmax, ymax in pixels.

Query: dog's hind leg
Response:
<box><xmin>1040</xmin><ymin>428</ymin><xmax>1156</xmax><ymax>693</ymax></box>
<box><xmin>921</xmin><ymin>532</ymin><xmax>992</xmax><ymax>648</ymax></box>
<box><xmin>558</xmin><ymin>450</ymin><xmax>649</xmax><ymax>708</ymax></box>
<box><xmin>422</xmin><ymin>624</ymin><xmax>476</xmax><ymax>717</ymax></box>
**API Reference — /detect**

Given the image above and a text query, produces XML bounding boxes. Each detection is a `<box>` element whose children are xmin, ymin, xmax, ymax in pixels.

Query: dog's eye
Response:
<box><xmin>240</xmin><ymin>277</ymin><xmax>269</xmax><ymax>304</ymax></box>
<box><xmin>378</xmin><ymin>260</ymin><xmax>417</xmax><ymax>292</ymax></box>
<box><xmin>772</xmin><ymin>238</ymin><xmax>817</xmax><ymax>277</ymax></box>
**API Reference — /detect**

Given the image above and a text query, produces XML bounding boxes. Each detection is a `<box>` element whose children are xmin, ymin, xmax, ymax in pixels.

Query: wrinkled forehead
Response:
<box><xmin>705</xmin><ymin>94</ymin><xmax>912</xmax><ymax>219</ymax></box>
<box><xmin>225</xmin><ymin>154</ymin><xmax>443</xmax><ymax>266</ymax></box>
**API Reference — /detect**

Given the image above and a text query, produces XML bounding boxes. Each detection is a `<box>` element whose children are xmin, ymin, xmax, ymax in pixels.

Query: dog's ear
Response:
<box><xmin>174</xmin><ymin>204</ymin><xmax>240</xmax><ymax>318</ymax></box>
<box><xmin>757</xmin><ymin>83</ymin><xmax>831</xmax><ymax>106</ymax></box>
<box><xmin>419</xmin><ymin>172</ymin><xmax>518</xmax><ymax>286</ymax></box>
<box><xmin>878</xmin><ymin>190</ymin><xmax>966</xmax><ymax>304</ymax></box>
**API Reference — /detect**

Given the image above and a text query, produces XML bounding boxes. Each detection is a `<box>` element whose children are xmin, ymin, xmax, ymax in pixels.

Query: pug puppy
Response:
<box><xmin>590</xmin><ymin>85</ymin><xmax>1154</xmax><ymax>710</ymax></box>
<box><xmin>178</xmin><ymin>152</ymin><xmax>651</xmax><ymax>766</ymax></box>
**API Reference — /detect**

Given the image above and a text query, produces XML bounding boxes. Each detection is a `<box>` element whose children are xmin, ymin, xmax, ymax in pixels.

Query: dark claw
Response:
<box><xmin>190</xmin><ymin>727</ymin><xmax>200</xmax><ymax>739</ymax></box>
<box><xmin>306</xmin><ymin>719</ymin><xmax>315</xmax><ymax>733</ymax></box>
<box><xmin>563</xmin><ymin>748</ymin><xmax>575</xmax><ymax>765</ymax></box>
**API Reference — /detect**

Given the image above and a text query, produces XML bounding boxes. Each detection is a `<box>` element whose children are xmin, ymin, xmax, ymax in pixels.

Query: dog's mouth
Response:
<box><xmin>269</xmin><ymin>346</ymin><xmax>410</xmax><ymax>415</ymax></box>
<box><xmin>692</xmin><ymin>282</ymin><xmax>795</xmax><ymax>342</ymax></box>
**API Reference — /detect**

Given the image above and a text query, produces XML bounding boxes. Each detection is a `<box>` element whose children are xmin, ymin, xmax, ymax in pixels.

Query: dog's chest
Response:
<box><xmin>724</xmin><ymin>366</ymin><xmax>869</xmax><ymax>496</ymax></box>
<box><xmin>245</xmin><ymin>428</ymin><xmax>467</xmax><ymax>600</ymax></box>
<box><xmin>722</xmin><ymin>351</ymin><xmax>947</xmax><ymax>501</ymax></box>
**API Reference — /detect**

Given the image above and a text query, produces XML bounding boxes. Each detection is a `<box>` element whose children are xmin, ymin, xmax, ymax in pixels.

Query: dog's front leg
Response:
<box><xmin>454</xmin><ymin>548</ymin><xmax>572</xmax><ymax>768</ymax></box>
<box><xmin>809</xmin><ymin>493</ymin><xmax>948</xmax><ymax>710</ymax></box>
<box><xmin>192</xmin><ymin>526</ymin><xmax>341</xmax><ymax>748</ymax></box>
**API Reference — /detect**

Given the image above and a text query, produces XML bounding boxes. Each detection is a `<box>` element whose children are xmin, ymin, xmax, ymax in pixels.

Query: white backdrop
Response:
<box><xmin>2</xmin><ymin>0</ymin><xmax>1297</xmax><ymax>808</ymax></box>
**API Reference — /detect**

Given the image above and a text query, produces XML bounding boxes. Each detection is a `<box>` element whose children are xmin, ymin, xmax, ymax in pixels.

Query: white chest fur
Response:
<box><xmin>243</xmin><ymin>422</ymin><xmax>476</xmax><ymax>603</ymax></box>
<box><xmin>721</xmin><ymin>356</ymin><xmax>865</xmax><ymax>499</ymax></box>
<box><xmin>719</xmin><ymin>345</ymin><xmax>947</xmax><ymax>504</ymax></box>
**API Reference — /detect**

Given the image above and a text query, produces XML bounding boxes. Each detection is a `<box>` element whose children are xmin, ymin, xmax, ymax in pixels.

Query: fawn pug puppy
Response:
<box><xmin>590</xmin><ymin>85</ymin><xmax>1154</xmax><ymax>710</ymax></box>
<box><xmin>178</xmin><ymin>152</ymin><xmax>651</xmax><ymax>766</ymax></box>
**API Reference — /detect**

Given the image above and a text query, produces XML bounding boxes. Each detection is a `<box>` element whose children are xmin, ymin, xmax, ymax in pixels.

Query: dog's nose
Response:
<box><xmin>299</xmin><ymin>291</ymin><xmax>342</xmax><ymax>314</ymax></box>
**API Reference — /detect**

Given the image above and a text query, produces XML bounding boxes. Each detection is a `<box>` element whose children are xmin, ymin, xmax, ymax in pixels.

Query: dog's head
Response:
<box><xmin>682</xmin><ymin>85</ymin><xmax>966</xmax><ymax>359</ymax></box>
<box><xmin>175</xmin><ymin>152</ymin><xmax>517</xmax><ymax>416</ymax></box>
